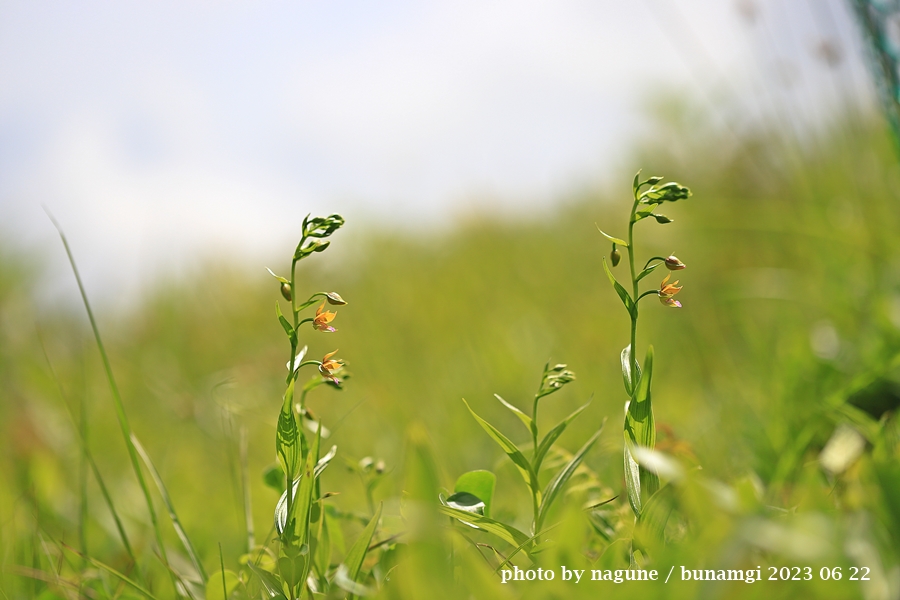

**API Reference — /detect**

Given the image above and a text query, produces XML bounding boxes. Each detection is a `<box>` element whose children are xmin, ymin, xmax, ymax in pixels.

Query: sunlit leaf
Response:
<box><xmin>438</xmin><ymin>505</ymin><xmax>531</xmax><ymax>549</ymax></box>
<box><xmin>454</xmin><ymin>470</ymin><xmax>496</xmax><ymax>518</ymax></box>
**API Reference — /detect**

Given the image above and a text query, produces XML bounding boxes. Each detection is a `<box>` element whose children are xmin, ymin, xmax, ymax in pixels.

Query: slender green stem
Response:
<box><xmin>637</xmin><ymin>290</ymin><xmax>660</xmax><ymax>302</ymax></box>
<box><xmin>49</xmin><ymin>215</ymin><xmax>175</xmax><ymax>593</ymax></box>
<box><xmin>642</xmin><ymin>256</ymin><xmax>667</xmax><ymax>270</ymax></box>
<box><xmin>627</xmin><ymin>199</ymin><xmax>640</xmax><ymax>391</ymax></box>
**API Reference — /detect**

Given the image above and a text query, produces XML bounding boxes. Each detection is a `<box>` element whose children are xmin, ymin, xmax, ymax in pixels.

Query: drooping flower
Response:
<box><xmin>318</xmin><ymin>349</ymin><xmax>343</xmax><ymax>382</ymax></box>
<box><xmin>313</xmin><ymin>302</ymin><xmax>337</xmax><ymax>332</ymax></box>
<box><xmin>664</xmin><ymin>255</ymin><xmax>686</xmax><ymax>270</ymax></box>
<box><xmin>658</xmin><ymin>273</ymin><xmax>683</xmax><ymax>308</ymax></box>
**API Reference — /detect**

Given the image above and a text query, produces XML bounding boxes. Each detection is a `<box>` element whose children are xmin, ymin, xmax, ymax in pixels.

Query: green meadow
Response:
<box><xmin>2</xmin><ymin>114</ymin><xmax>899</xmax><ymax>599</ymax></box>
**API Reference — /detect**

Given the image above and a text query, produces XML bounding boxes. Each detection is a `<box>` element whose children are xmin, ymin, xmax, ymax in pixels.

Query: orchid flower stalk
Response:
<box><xmin>598</xmin><ymin>171</ymin><xmax>691</xmax><ymax>525</ymax></box>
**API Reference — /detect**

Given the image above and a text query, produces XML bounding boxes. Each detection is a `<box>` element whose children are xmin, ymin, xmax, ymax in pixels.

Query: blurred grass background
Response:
<box><xmin>2</xmin><ymin>105</ymin><xmax>900</xmax><ymax>599</ymax></box>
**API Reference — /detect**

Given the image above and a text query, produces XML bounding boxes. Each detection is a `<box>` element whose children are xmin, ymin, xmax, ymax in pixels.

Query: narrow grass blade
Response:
<box><xmin>341</xmin><ymin>501</ymin><xmax>383</xmax><ymax>598</ymax></box>
<box><xmin>438</xmin><ymin>505</ymin><xmax>530</xmax><ymax>548</ymax></box>
<box><xmin>537</xmin><ymin>421</ymin><xmax>604</xmax><ymax>530</ymax></box>
<box><xmin>47</xmin><ymin>213</ymin><xmax>174</xmax><ymax>589</ymax></box>
<box><xmin>132</xmin><ymin>434</ymin><xmax>208</xmax><ymax>582</ymax></box>
<box><xmin>493</xmin><ymin>523</ymin><xmax>561</xmax><ymax>573</ymax></box>
<box><xmin>462</xmin><ymin>399</ymin><xmax>541</xmax><ymax>501</ymax></box>
<box><xmin>533</xmin><ymin>398</ymin><xmax>592</xmax><ymax>473</ymax></box>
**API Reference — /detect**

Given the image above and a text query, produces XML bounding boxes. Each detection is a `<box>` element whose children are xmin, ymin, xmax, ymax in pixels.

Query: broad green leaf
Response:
<box><xmin>454</xmin><ymin>470</ymin><xmax>496</xmax><ymax>518</ymax></box>
<box><xmin>462</xmin><ymin>399</ymin><xmax>541</xmax><ymax>502</ymax></box>
<box><xmin>624</xmin><ymin>346</ymin><xmax>658</xmax><ymax>517</ymax></box>
<box><xmin>131</xmin><ymin>434</ymin><xmax>208</xmax><ymax>582</ymax></box>
<box><xmin>277</xmin><ymin>555</ymin><xmax>305</xmax><ymax>590</ymax></box>
<box><xmin>313</xmin><ymin>506</ymin><xmax>332</xmax><ymax>579</ymax></box>
<box><xmin>275</xmin><ymin>380</ymin><xmax>300</xmax><ymax>491</ymax></box>
<box><xmin>603</xmin><ymin>258</ymin><xmax>635</xmax><ymax>317</ymax></box>
<box><xmin>533</xmin><ymin>399</ymin><xmax>592</xmax><ymax>473</ymax></box>
<box><xmin>263</xmin><ymin>464</ymin><xmax>285</xmax><ymax>493</ymax></box>
<box><xmin>342</xmin><ymin>502</ymin><xmax>383</xmax><ymax>586</ymax></box>
<box><xmin>624</xmin><ymin>441</ymin><xmax>642</xmax><ymax>517</ymax></box>
<box><xmin>494</xmin><ymin>394</ymin><xmax>534</xmax><ymax>438</ymax></box>
<box><xmin>245</xmin><ymin>562</ymin><xmax>285</xmax><ymax>599</ymax></box>
<box><xmin>438</xmin><ymin>505</ymin><xmax>530</xmax><ymax>548</ymax></box>
<box><xmin>537</xmin><ymin>423</ymin><xmax>604</xmax><ymax>529</ymax></box>
<box><xmin>634</xmin><ymin>483</ymin><xmax>676</xmax><ymax>549</ymax></box>
<box><xmin>445</xmin><ymin>491</ymin><xmax>485</xmax><ymax>516</ymax></box>
<box><xmin>275</xmin><ymin>302</ymin><xmax>296</xmax><ymax>346</ymax></box>
<box><xmin>596</xmin><ymin>225</ymin><xmax>628</xmax><ymax>247</ymax></box>
<box><xmin>620</xmin><ymin>345</ymin><xmax>636</xmax><ymax>395</ymax></box>
<box><xmin>206</xmin><ymin>570</ymin><xmax>240</xmax><ymax>600</ymax></box>
<box><xmin>290</xmin><ymin>425</ymin><xmax>321</xmax><ymax>547</ymax></box>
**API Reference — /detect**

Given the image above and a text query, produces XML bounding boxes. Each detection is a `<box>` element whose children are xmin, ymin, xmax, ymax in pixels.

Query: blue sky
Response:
<box><xmin>0</xmin><ymin>0</ymin><xmax>873</xmax><ymax>305</ymax></box>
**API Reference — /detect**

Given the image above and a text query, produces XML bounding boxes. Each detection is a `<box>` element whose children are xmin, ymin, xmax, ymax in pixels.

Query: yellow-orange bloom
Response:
<box><xmin>319</xmin><ymin>349</ymin><xmax>343</xmax><ymax>382</ymax></box>
<box><xmin>658</xmin><ymin>273</ymin><xmax>683</xmax><ymax>308</ymax></box>
<box><xmin>313</xmin><ymin>302</ymin><xmax>337</xmax><ymax>332</ymax></box>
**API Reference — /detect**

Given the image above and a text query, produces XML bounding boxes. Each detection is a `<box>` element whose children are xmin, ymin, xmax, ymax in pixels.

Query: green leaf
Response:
<box><xmin>445</xmin><ymin>491</ymin><xmax>485</xmax><ymax>516</ymax></box>
<box><xmin>206</xmin><ymin>570</ymin><xmax>240</xmax><ymax>600</ymax></box>
<box><xmin>275</xmin><ymin>302</ymin><xmax>296</xmax><ymax>346</ymax></box>
<box><xmin>263</xmin><ymin>464</ymin><xmax>285</xmax><ymax>493</ymax></box>
<box><xmin>438</xmin><ymin>505</ymin><xmax>531</xmax><ymax>548</ymax></box>
<box><xmin>290</xmin><ymin>425</ymin><xmax>321</xmax><ymax>547</ymax></box>
<box><xmin>275</xmin><ymin>380</ymin><xmax>300</xmax><ymax>490</ymax></box>
<box><xmin>245</xmin><ymin>561</ymin><xmax>285</xmax><ymax>599</ymax></box>
<box><xmin>603</xmin><ymin>258</ymin><xmax>635</xmax><ymax>317</ymax></box>
<box><xmin>533</xmin><ymin>399</ymin><xmax>592</xmax><ymax>473</ymax></box>
<box><xmin>624</xmin><ymin>346</ymin><xmax>658</xmax><ymax>517</ymax></box>
<box><xmin>624</xmin><ymin>442</ymin><xmax>642</xmax><ymax>517</ymax></box>
<box><xmin>596</xmin><ymin>225</ymin><xmax>628</xmax><ymax>247</ymax></box>
<box><xmin>454</xmin><ymin>470</ymin><xmax>496</xmax><ymax>518</ymax></box>
<box><xmin>342</xmin><ymin>502</ymin><xmax>383</xmax><ymax>586</ymax></box>
<box><xmin>634</xmin><ymin>483</ymin><xmax>676</xmax><ymax>548</ymax></box>
<box><xmin>632</xmin><ymin>170</ymin><xmax>641</xmax><ymax>197</ymax></box>
<box><xmin>494</xmin><ymin>394</ymin><xmax>534</xmax><ymax>438</ymax></box>
<box><xmin>537</xmin><ymin>422</ymin><xmax>604</xmax><ymax>529</ymax></box>
<box><xmin>277</xmin><ymin>555</ymin><xmax>306</xmax><ymax>590</ymax></box>
<box><xmin>462</xmin><ymin>399</ymin><xmax>541</xmax><ymax>502</ymax></box>
<box><xmin>266</xmin><ymin>267</ymin><xmax>289</xmax><ymax>284</ymax></box>
<box><xmin>635</xmin><ymin>263</ymin><xmax>660</xmax><ymax>283</ymax></box>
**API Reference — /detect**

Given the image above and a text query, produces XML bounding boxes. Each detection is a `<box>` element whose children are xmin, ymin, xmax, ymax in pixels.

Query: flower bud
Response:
<box><xmin>653</xmin><ymin>214</ymin><xmax>673</xmax><ymax>224</ymax></box>
<box><xmin>611</xmin><ymin>244</ymin><xmax>621</xmax><ymax>267</ymax></box>
<box><xmin>280</xmin><ymin>282</ymin><xmax>293</xmax><ymax>301</ymax></box>
<box><xmin>325</xmin><ymin>292</ymin><xmax>347</xmax><ymax>305</ymax></box>
<box><xmin>664</xmin><ymin>255</ymin><xmax>686</xmax><ymax>270</ymax></box>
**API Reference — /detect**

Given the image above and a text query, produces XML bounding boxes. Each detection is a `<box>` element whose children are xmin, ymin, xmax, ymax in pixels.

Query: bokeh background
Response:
<box><xmin>3</xmin><ymin>1</ymin><xmax>900</xmax><ymax>599</ymax></box>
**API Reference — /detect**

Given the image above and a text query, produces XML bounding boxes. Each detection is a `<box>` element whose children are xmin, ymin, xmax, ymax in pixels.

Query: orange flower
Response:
<box><xmin>658</xmin><ymin>273</ymin><xmax>683</xmax><ymax>308</ymax></box>
<box><xmin>313</xmin><ymin>301</ymin><xmax>337</xmax><ymax>332</ymax></box>
<box><xmin>318</xmin><ymin>349</ymin><xmax>343</xmax><ymax>382</ymax></box>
